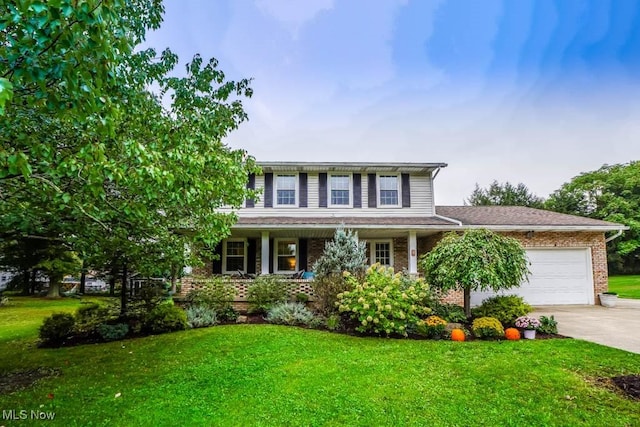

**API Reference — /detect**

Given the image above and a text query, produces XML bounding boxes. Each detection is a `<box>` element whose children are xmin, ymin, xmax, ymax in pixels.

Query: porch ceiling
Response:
<box><xmin>229</xmin><ymin>228</ymin><xmax>441</xmax><ymax>239</ymax></box>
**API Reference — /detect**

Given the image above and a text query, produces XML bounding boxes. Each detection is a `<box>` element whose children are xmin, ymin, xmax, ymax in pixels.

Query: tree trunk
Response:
<box><xmin>109</xmin><ymin>264</ymin><xmax>116</xmax><ymax>296</ymax></box>
<box><xmin>170</xmin><ymin>264</ymin><xmax>177</xmax><ymax>294</ymax></box>
<box><xmin>120</xmin><ymin>263</ymin><xmax>128</xmax><ymax>316</ymax></box>
<box><xmin>464</xmin><ymin>287</ymin><xmax>471</xmax><ymax>318</ymax></box>
<box><xmin>46</xmin><ymin>272</ymin><xmax>63</xmax><ymax>298</ymax></box>
<box><xmin>20</xmin><ymin>269</ymin><xmax>30</xmax><ymax>295</ymax></box>
<box><xmin>79</xmin><ymin>263</ymin><xmax>86</xmax><ymax>294</ymax></box>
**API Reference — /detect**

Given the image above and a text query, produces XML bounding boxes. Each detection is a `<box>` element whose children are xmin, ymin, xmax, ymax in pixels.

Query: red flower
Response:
<box><xmin>47</xmin><ymin>393</ymin><xmax>54</xmax><ymax>399</ymax></box>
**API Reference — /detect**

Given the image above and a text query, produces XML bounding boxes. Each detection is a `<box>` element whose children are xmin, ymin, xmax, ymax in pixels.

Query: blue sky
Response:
<box><xmin>145</xmin><ymin>0</ymin><xmax>640</xmax><ymax>204</ymax></box>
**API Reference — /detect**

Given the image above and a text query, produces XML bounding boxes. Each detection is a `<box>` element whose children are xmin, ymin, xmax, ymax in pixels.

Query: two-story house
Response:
<box><xmin>194</xmin><ymin>161</ymin><xmax>626</xmax><ymax>306</ymax></box>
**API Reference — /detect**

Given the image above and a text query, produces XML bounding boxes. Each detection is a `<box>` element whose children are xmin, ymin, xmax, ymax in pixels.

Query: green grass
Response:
<box><xmin>0</xmin><ymin>298</ymin><xmax>639</xmax><ymax>426</ymax></box>
<box><xmin>608</xmin><ymin>275</ymin><xmax>640</xmax><ymax>299</ymax></box>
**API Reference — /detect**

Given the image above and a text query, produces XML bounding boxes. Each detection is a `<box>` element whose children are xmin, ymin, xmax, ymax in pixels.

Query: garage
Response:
<box><xmin>470</xmin><ymin>248</ymin><xmax>594</xmax><ymax>306</ymax></box>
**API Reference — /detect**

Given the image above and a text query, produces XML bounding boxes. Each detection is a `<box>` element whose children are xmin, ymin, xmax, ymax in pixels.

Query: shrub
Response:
<box><xmin>266</xmin><ymin>302</ymin><xmax>320</xmax><ymax>327</ymax></box>
<box><xmin>216</xmin><ymin>305</ymin><xmax>239</xmax><ymax>322</ymax></box>
<box><xmin>97</xmin><ymin>323</ymin><xmax>129</xmax><ymax>342</ymax></box>
<box><xmin>336</xmin><ymin>264</ymin><xmax>432</xmax><ymax>336</ymax></box>
<box><xmin>430</xmin><ymin>302</ymin><xmax>467</xmax><ymax>323</ymax></box>
<box><xmin>294</xmin><ymin>292</ymin><xmax>309</xmax><ymax>304</ymax></box>
<box><xmin>185</xmin><ymin>305</ymin><xmax>218</xmax><ymax>328</ymax></box>
<box><xmin>471</xmin><ymin>295</ymin><xmax>532</xmax><ymax>326</ymax></box>
<box><xmin>74</xmin><ymin>302</ymin><xmax>119</xmax><ymax>336</ymax></box>
<box><xmin>39</xmin><ymin>313</ymin><xmax>76</xmax><ymax>345</ymax></box>
<box><xmin>246</xmin><ymin>275</ymin><xmax>288</xmax><ymax>314</ymax></box>
<box><xmin>144</xmin><ymin>304</ymin><xmax>188</xmax><ymax>334</ymax></box>
<box><xmin>312</xmin><ymin>226</ymin><xmax>368</xmax><ymax>314</ymax></box>
<box><xmin>472</xmin><ymin>317</ymin><xmax>504</xmax><ymax>339</ymax></box>
<box><xmin>0</xmin><ymin>296</ymin><xmax>9</xmax><ymax>307</ymax></box>
<box><xmin>325</xmin><ymin>314</ymin><xmax>342</xmax><ymax>331</ymax></box>
<box><xmin>186</xmin><ymin>277</ymin><xmax>237</xmax><ymax>312</ymax></box>
<box><xmin>537</xmin><ymin>315</ymin><xmax>558</xmax><ymax>334</ymax></box>
<box><xmin>417</xmin><ymin>315</ymin><xmax>447</xmax><ymax>338</ymax></box>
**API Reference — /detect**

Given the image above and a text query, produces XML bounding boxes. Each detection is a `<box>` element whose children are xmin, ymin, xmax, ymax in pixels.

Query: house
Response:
<box><xmin>187</xmin><ymin>161</ymin><xmax>626</xmax><ymax>306</ymax></box>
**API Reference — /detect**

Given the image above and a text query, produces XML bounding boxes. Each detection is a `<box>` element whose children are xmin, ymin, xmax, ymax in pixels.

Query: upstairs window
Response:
<box><xmin>276</xmin><ymin>174</ymin><xmax>296</xmax><ymax>206</ymax></box>
<box><xmin>330</xmin><ymin>175</ymin><xmax>350</xmax><ymax>206</ymax></box>
<box><xmin>379</xmin><ymin>175</ymin><xmax>399</xmax><ymax>206</ymax></box>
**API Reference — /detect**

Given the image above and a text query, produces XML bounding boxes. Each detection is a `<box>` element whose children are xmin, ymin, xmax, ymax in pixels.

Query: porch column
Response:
<box><xmin>261</xmin><ymin>231</ymin><xmax>270</xmax><ymax>275</ymax></box>
<box><xmin>408</xmin><ymin>231</ymin><xmax>418</xmax><ymax>275</ymax></box>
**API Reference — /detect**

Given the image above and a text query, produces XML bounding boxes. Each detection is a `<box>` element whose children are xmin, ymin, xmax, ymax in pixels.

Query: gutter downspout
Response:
<box><xmin>605</xmin><ymin>229</ymin><xmax>623</xmax><ymax>243</ymax></box>
<box><xmin>434</xmin><ymin>214</ymin><xmax>463</xmax><ymax>227</ymax></box>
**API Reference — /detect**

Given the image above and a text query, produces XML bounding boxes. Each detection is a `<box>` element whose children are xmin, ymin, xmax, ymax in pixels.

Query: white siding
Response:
<box><xmin>238</xmin><ymin>170</ymin><xmax>435</xmax><ymax>218</ymax></box>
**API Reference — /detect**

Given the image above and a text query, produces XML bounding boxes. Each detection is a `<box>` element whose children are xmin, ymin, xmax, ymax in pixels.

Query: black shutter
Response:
<box><xmin>353</xmin><ymin>174</ymin><xmax>362</xmax><ymax>208</ymax></box>
<box><xmin>247</xmin><ymin>239</ymin><xmax>257</xmax><ymax>274</ymax></box>
<box><xmin>212</xmin><ymin>242</ymin><xmax>223</xmax><ymax>274</ymax></box>
<box><xmin>264</xmin><ymin>173</ymin><xmax>273</xmax><ymax>208</ymax></box>
<box><xmin>269</xmin><ymin>238</ymin><xmax>274</xmax><ymax>274</ymax></box>
<box><xmin>319</xmin><ymin>173</ymin><xmax>328</xmax><ymax>208</ymax></box>
<box><xmin>299</xmin><ymin>238</ymin><xmax>308</xmax><ymax>271</ymax></box>
<box><xmin>246</xmin><ymin>173</ymin><xmax>255</xmax><ymax>208</ymax></box>
<box><xmin>401</xmin><ymin>173</ymin><xmax>411</xmax><ymax>207</ymax></box>
<box><xmin>299</xmin><ymin>173</ymin><xmax>308</xmax><ymax>207</ymax></box>
<box><xmin>368</xmin><ymin>174</ymin><xmax>377</xmax><ymax>208</ymax></box>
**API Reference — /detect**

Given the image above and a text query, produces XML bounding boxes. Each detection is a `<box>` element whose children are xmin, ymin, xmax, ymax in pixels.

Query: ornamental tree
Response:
<box><xmin>0</xmin><ymin>1</ymin><xmax>259</xmax><ymax>307</ymax></box>
<box><xmin>419</xmin><ymin>229</ymin><xmax>530</xmax><ymax>317</ymax></box>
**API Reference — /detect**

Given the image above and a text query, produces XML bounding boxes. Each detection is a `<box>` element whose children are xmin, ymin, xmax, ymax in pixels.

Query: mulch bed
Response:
<box><xmin>612</xmin><ymin>375</ymin><xmax>640</xmax><ymax>400</ymax></box>
<box><xmin>0</xmin><ymin>368</ymin><xmax>61</xmax><ymax>395</ymax></box>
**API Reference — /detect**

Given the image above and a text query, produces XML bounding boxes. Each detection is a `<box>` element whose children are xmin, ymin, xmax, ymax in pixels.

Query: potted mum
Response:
<box><xmin>599</xmin><ymin>291</ymin><xmax>618</xmax><ymax>308</ymax></box>
<box><xmin>515</xmin><ymin>316</ymin><xmax>541</xmax><ymax>339</ymax></box>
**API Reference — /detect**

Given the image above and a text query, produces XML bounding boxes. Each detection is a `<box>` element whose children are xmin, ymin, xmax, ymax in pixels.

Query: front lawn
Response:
<box><xmin>608</xmin><ymin>275</ymin><xmax>640</xmax><ymax>299</ymax></box>
<box><xmin>0</xmin><ymin>298</ymin><xmax>639</xmax><ymax>426</ymax></box>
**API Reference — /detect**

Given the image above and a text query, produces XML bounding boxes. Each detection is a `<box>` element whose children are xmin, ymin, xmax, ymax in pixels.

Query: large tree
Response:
<box><xmin>0</xmin><ymin>1</ymin><xmax>259</xmax><ymax>304</ymax></box>
<box><xmin>466</xmin><ymin>181</ymin><xmax>544</xmax><ymax>208</ymax></box>
<box><xmin>419</xmin><ymin>229</ymin><xmax>530</xmax><ymax>317</ymax></box>
<box><xmin>545</xmin><ymin>162</ymin><xmax>640</xmax><ymax>274</ymax></box>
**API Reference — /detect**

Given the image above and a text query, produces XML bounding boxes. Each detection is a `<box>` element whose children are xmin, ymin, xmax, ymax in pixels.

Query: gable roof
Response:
<box><xmin>436</xmin><ymin>206</ymin><xmax>626</xmax><ymax>230</ymax></box>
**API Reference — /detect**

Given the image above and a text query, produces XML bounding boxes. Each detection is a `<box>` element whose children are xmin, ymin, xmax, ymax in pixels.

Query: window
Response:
<box><xmin>370</xmin><ymin>240</ymin><xmax>393</xmax><ymax>266</ymax></box>
<box><xmin>275</xmin><ymin>239</ymin><xmax>297</xmax><ymax>273</ymax></box>
<box><xmin>379</xmin><ymin>175</ymin><xmax>399</xmax><ymax>206</ymax></box>
<box><xmin>330</xmin><ymin>174</ymin><xmax>350</xmax><ymax>206</ymax></box>
<box><xmin>276</xmin><ymin>174</ymin><xmax>296</xmax><ymax>206</ymax></box>
<box><xmin>223</xmin><ymin>240</ymin><xmax>246</xmax><ymax>273</ymax></box>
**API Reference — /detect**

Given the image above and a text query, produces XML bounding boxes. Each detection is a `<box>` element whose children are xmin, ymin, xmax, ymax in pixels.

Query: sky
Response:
<box><xmin>144</xmin><ymin>0</ymin><xmax>640</xmax><ymax>205</ymax></box>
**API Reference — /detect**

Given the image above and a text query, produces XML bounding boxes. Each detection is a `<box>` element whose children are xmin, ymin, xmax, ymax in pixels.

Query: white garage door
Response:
<box><xmin>470</xmin><ymin>248</ymin><xmax>594</xmax><ymax>306</ymax></box>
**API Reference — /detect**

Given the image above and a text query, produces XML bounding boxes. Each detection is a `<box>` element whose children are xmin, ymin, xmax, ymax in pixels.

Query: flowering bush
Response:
<box><xmin>417</xmin><ymin>315</ymin><xmax>447</xmax><ymax>338</ymax></box>
<box><xmin>471</xmin><ymin>317</ymin><xmax>504</xmax><ymax>339</ymax></box>
<box><xmin>515</xmin><ymin>316</ymin><xmax>541</xmax><ymax>330</ymax></box>
<box><xmin>336</xmin><ymin>264</ymin><xmax>432</xmax><ymax>336</ymax></box>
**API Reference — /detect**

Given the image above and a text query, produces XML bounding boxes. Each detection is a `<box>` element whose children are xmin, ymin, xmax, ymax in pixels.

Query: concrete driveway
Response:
<box><xmin>532</xmin><ymin>298</ymin><xmax>640</xmax><ymax>354</ymax></box>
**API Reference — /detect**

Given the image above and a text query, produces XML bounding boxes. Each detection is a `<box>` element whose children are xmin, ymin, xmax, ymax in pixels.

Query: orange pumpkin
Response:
<box><xmin>451</xmin><ymin>328</ymin><xmax>465</xmax><ymax>342</ymax></box>
<box><xmin>505</xmin><ymin>328</ymin><xmax>521</xmax><ymax>340</ymax></box>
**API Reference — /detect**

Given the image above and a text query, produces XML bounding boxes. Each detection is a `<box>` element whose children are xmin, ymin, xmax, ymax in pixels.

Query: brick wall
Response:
<box><xmin>393</xmin><ymin>237</ymin><xmax>408</xmax><ymax>272</ymax></box>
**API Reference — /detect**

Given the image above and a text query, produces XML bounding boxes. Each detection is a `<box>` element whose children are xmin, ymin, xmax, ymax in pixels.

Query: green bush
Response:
<box><xmin>325</xmin><ymin>314</ymin><xmax>342</xmax><ymax>331</ymax></box>
<box><xmin>266</xmin><ymin>302</ymin><xmax>320</xmax><ymax>327</ymax></box>
<box><xmin>216</xmin><ymin>305</ymin><xmax>239</xmax><ymax>322</ymax></box>
<box><xmin>294</xmin><ymin>292</ymin><xmax>309</xmax><ymax>304</ymax></box>
<box><xmin>39</xmin><ymin>312</ymin><xmax>76</xmax><ymax>346</ymax></box>
<box><xmin>246</xmin><ymin>275</ymin><xmax>288</xmax><ymax>314</ymax></box>
<box><xmin>471</xmin><ymin>317</ymin><xmax>504</xmax><ymax>339</ymax></box>
<box><xmin>74</xmin><ymin>302</ymin><xmax>119</xmax><ymax>336</ymax></box>
<box><xmin>144</xmin><ymin>304</ymin><xmax>188</xmax><ymax>334</ymax></box>
<box><xmin>537</xmin><ymin>315</ymin><xmax>558</xmax><ymax>334</ymax></box>
<box><xmin>97</xmin><ymin>323</ymin><xmax>129</xmax><ymax>342</ymax></box>
<box><xmin>337</xmin><ymin>264</ymin><xmax>432</xmax><ymax>336</ymax></box>
<box><xmin>471</xmin><ymin>295</ymin><xmax>532</xmax><ymax>326</ymax></box>
<box><xmin>312</xmin><ymin>275</ymin><xmax>350</xmax><ymax>315</ymax></box>
<box><xmin>186</xmin><ymin>305</ymin><xmax>218</xmax><ymax>328</ymax></box>
<box><xmin>430</xmin><ymin>302</ymin><xmax>467</xmax><ymax>323</ymax></box>
<box><xmin>186</xmin><ymin>277</ymin><xmax>237</xmax><ymax>312</ymax></box>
